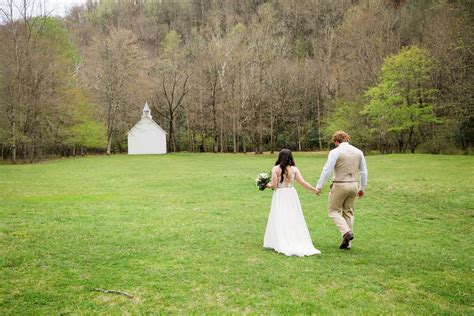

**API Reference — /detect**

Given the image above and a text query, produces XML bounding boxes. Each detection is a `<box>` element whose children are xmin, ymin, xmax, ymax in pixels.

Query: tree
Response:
<box><xmin>364</xmin><ymin>46</ymin><xmax>440</xmax><ymax>153</ymax></box>
<box><xmin>0</xmin><ymin>2</ymin><xmax>86</xmax><ymax>162</ymax></box>
<box><xmin>208</xmin><ymin>21</ymin><xmax>248</xmax><ymax>153</ymax></box>
<box><xmin>224</xmin><ymin>23</ymin><xmax>250</xmax><ymax>153</ymax></box>
<box><xmin>247</xmin><ymin>3</ymin><xmax>290</xmax><ymax>153</ymax></box>
<box><xmin>63</xmin><ymin>89</ymin><xmax>107</xmax><ymax>155</ymax></box>
<box><xmin>152</xmin><ymin>30</ymin><xmax>191</xmax><ymax>152</ymax></box>
<box><xmin>87</xmin><ymin>27</ymin><xmax>142</xmax><ymax>154</ymax></box>
<box><xmin>334</xmin><ymin>1</ymin><xmax>401</xmax><ymax>99</ymax></box>
<box><xmin>323</xmin><ymin>99</ymin><xmax>371</xmax><ymax>151</ymax></box>
<box><xmin>422</xmin><ymin>1</ymin><xmax>474</xmax><ymax>152</ymax></box>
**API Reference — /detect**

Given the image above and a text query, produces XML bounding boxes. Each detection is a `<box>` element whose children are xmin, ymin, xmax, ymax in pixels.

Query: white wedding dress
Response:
<box><xmin>263</xmin><ymin>167</ymin><xmax>321</xmax><ymax>257</ymax></box>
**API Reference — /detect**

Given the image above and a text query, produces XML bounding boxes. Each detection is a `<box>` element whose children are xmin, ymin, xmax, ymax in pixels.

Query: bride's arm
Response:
<box><xmin>295</xmin><ymin>168</ymin><xmax>318</xmax><ymax>193</ymax></box>
<box><xmin>266</xmin><ymin>166</ymin><xmax>279</xmax><ymax>189</ymax></box>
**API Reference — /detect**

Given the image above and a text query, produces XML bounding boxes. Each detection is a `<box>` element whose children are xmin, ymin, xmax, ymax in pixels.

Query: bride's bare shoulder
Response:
<box><xmin>289</xmin><ymin>166</ymin><xmax>300</xmax><ymax>178</ymax></box>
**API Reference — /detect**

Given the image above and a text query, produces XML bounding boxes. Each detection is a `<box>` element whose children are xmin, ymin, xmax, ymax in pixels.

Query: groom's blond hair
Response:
<box><xmin>332</xmin><ymin>131</ymin><xmax>350</xmax><ymax>143</ymax></box>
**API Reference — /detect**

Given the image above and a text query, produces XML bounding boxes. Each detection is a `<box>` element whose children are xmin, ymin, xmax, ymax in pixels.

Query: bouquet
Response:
<box><xmin>255</xmin><ymin>172</ymin><xmax>271</xmax><ymax>191</ymax></box>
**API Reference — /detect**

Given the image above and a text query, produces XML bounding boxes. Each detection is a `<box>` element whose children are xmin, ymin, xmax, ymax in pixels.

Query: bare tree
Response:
<box><xmin>0</xmin><ymin>0</ymin><xmax>74</xmax><ymax>162</ymax></box>
<box><xmin>153</xmin><ymin>71</ymin><xmax>191</xmax><ymax>152</ymax></box>
<box><xmin>87</xmin><ymin>28</ymin><xmax>141</xmax><ymax>154</ymax></box>
<box><xmin>151</xmin><ymin>30</ymin><xmax>192</xmax><ymax>152</ymax></box>
<box><xmin>334</xmin><ymin>1</ymin><xmax>401</xmax><ymax>99</ymax></box>
<box><xmin>247</xmin><ymin>3</ymin><xmax>291</xmax><ymax>153</ymax></box>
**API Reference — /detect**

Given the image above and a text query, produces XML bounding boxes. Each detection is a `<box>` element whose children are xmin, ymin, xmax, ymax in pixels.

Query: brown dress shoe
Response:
<box><xmin>339</xmin><ymin>232</ymin><xmax>354</xmax><ymax>249</ymax></box>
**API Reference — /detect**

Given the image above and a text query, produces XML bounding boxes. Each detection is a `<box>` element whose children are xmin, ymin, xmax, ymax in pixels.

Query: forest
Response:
<box><xmin>0</xmin><ymin>0</ymin><xmax>472</xmax><ymax>162</ymax></box>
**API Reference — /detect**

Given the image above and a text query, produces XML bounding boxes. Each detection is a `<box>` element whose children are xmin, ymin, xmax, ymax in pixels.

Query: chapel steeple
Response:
<box><xmin>143</xmin><ymin>101</ymin><xmax>152</xmax><ymax>118</ymax></box>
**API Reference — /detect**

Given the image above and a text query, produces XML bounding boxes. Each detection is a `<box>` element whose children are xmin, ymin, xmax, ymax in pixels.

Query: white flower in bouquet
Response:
<box><xmin>255</xmin><ymin>172</ymin><xmax>271</xmax><ymax>191</ymax></box>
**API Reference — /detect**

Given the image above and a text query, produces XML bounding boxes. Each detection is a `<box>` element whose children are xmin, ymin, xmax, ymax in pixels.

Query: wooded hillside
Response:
<box><xmin>0</xmin><ymin>0</ymin><xmax>472</xmax><ymax>162</ymax></box>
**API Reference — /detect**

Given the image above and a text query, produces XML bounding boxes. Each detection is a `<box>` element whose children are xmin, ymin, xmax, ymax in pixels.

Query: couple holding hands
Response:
<box><xmin>263</xmin><ymin>131</ymin><xmax>368</xmax><ymax>256</ymax></box>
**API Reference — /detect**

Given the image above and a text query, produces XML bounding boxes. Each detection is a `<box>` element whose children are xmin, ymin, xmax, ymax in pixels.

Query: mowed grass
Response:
<box><xmin>0</xmin><ymin>153</ymin><xmax>472</xmax><ymax>314</ymax></box>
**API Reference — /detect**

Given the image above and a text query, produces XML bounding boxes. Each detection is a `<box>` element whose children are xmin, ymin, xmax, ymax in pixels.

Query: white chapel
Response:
<box><xmin>128</xmin><ymin>102</ymin><xmax>167</xmax><ymax>155</ymax></box>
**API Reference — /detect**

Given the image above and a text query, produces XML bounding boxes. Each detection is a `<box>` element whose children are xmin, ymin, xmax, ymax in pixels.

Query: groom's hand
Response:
<box><xmin>315</xmin><ymin>188</ymin><xmax>321</xmax><ymax>196</ymax></box>
<box><xmin>357</xmin><ymin>190</ymin><xmax>364</xmax><ymax>198</ymax></box>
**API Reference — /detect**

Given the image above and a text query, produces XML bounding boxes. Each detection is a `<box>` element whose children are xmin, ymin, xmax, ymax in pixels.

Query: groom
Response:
<box><xmin>315</xmin><ymin>131</ymin><xmax>368</xmax><ymax>250</ymax></box>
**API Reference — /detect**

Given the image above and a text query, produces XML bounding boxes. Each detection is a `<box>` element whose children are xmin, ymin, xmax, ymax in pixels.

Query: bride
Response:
<box><xmin>264</xmin><ymin>149</ymin><xmax>321</xmax><ymax>257</ymax></box>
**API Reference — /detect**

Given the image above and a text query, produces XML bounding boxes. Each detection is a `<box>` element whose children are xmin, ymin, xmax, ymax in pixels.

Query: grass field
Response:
<box><xmin>0</xmin><ymin>153</ymin><xmax>472</xmax><ymax>314</ymax></box>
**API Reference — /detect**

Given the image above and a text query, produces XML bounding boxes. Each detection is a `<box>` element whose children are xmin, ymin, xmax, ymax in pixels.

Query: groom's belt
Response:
<box><xmin>332</xmin><ymin>180</ymin><xmax>358</xmax><ymax>183</ymax></box>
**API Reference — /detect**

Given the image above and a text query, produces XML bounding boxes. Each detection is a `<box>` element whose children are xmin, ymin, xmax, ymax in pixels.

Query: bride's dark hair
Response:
<box><xmin>275</xmin><ymin>149</ymin><xmax>295</xmax><ymax>183</ymax></box>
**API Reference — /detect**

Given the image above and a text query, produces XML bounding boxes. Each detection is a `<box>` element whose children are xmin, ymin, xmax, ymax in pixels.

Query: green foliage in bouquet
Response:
<box><xmin>255</xmin><ymin>172</ymin><xmax>271</xmax><ymax>191</ymax></box>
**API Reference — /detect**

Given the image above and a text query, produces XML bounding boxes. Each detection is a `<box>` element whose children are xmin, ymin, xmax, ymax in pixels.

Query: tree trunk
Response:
<box><xmin>22</xmin><ymin>144</ymin><xmax>27</xmax><ymax>161</ymax></box>
<box><xmin>106</xmin><ymin>101</ymin><xmax>116</xmax><ymax>155</ymax></box>
<box><xmin>232</xmin><ymin>114</ymin><xmax>237</xmax><ymax>153</ymax></box>
<box><xmin>30</xmin><ymin>145</ymin><xmax>35</xmax><ymax>163</ymax></box>
<box><xmin>187</xmin><ymin>118</ymin><xmax>192</xmax><ymax>152</ymax></box>
<box><xmin>220</xmin><ymin>111</ymin><xmax>224</xmax><ymax>152</ymax></box>
<box><xmin>210</xmin><ymin>76</ymin><xmax>219</xmax><ymax>153</ymax></box>
<box><xmin>408</xmin><ymin>127</ymin><xmax>415</xmax><ymax>154</ymax></box>
<box><xmin>11</xmin><ymin>143</ymin><xmax>16</xmax><ymax>164</ymax></box>
<box><xmin>255</xmin><ymin>101</ymin><xmax>263</xmax><ymax>154</ymax></box>
<box><xmin>316</xmin><ymin>94</ymin><xmax>322</xmax><ymax>151</ymax></box>
<box><xmin>168</xmin><ymin>114</ymin><xmax>175</xmax><ymax>152</ymax></box>
<box><xmin>11</xmin><ymin>119</ymin><xmax>17</xmax><ymax>164</ymax></box>
<box><xmin>212</xmin><ymin>105</ymin><xmax>218</xmax><ymax>153</ymax></box>
<box><xmin>397</xmin><ymin>131</ymin><xmax>404</xmax><ymax>153</ymax></box>
<box><xmin>270</xmin><ymin>108</ymin><xmax>274</xmax><ymax>154</ymax></box>
<box><xmin>106</xmin><ymin>131</ymin><xmax>113</xmax><ymax>155</ymax></box>
<box><xmin>297</xmin><ymin>122</ymin><xmax>302</xmax><ymax>151</ymax></box>
<box><xmin>199</xmin><ymin>131</ymin><xmax>205</xmax><ymax>152</ymax></box>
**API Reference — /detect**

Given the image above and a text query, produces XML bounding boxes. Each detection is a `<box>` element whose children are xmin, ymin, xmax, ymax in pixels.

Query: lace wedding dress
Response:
<box><xmin>263</xmin><ymin>167</ymin><xmax>321</xmax><ymax>257</ymax></box>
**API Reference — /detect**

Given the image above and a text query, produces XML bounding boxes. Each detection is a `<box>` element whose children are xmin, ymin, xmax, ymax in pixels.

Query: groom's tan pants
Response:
<box><xmin>328</xmin><ymin>182</ymin><xmax>358</xmax><ymax>235</ymax></box>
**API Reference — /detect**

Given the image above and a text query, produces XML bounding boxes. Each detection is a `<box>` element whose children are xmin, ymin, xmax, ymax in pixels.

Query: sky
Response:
<box><xmin>43</xmin><ymin>0</ymin><xmax>88</xmax><ymax>16</ymax></box>
<box><xmin>0</xmin><ymin>0</ymin><xmax>88</xmax><ymax>20</ymax></box>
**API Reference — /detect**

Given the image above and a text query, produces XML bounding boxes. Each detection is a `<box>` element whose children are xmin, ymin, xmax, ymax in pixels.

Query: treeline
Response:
<box><xmin>0</xmin><ymin>0</ymin><xmax>472</xmax><ymax>162</ymax></box>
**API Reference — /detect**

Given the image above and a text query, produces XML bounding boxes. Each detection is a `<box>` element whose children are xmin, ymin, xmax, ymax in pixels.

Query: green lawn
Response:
<box><xmin>0</xmin><ymin>153</ymin><xmax>472</xmax><ymax>314</ymax></box>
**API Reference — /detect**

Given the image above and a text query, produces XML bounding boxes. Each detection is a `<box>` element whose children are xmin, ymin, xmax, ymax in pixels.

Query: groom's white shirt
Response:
<box><xmin>316</xmin><ymin>142</ymin><xmax>368</xmax><ymax>191</ymax></box>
